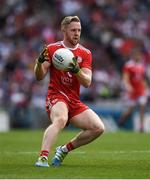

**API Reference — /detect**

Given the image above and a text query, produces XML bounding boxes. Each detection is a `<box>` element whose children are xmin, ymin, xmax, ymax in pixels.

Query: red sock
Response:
<box><xmin>66</xmin><ymin>142</ymin><xmax>74</xmax><ymax>151</ymax></box>
<box><xmin>40</xmin><ymin>150</ymin><xmax>49</xmax><ymax>157</ymax></box>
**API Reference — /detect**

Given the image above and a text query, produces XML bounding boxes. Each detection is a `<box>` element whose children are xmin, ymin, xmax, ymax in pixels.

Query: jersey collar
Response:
<box><xmin>61</xmin><ymin>41</ymin><xmax>79</xmax><ymax>50</ymax></box>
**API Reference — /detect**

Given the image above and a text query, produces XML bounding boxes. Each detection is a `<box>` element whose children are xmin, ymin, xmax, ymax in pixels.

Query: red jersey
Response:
<box><xmin>47</xmin><ymin>41</ymin><xmax>92</xmax><ymax>101</ymax></box>
<box><xmin>123</xmin><ymin>59</ymin><xmax>146</xmax><ymax>98</ymax></box>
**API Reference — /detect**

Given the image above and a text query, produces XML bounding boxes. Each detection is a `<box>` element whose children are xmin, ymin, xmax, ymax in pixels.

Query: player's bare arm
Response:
<box><xmin>76</xmin><ymin>68</ymin><xmax>92</xmax><ymax>88</ymax></box>
<box><xmin>34</xmin><ymin>46</ymin><xmax>50</xmax><ymax>81</ymax></box>
<box><xmin>123</xmin><ymin>72</ymin><xmax>133</xmax><ymax>92</ymax></box>
<box><xmin>34</xmin><ymin>61</ymin><xmax>50</xmax><ymax>81</ymax></box>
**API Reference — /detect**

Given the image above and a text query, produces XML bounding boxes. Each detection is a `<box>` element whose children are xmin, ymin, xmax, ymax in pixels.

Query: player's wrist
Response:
<box><xmin>36</xmin><ymin>59</ymin><xmax>43</xmax><ymax>65</ymax></box>
<box><xmin>71</xmin><ymin>64</ymin><xmax>80</xmax><ymax>74</ymax></box>
<box><xmin>75</xmin><ymin>69</ymin><xmax>81</xmax><ymax>75</ymax></box>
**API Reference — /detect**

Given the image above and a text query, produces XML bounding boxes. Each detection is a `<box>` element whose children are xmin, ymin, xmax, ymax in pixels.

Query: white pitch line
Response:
<box><xmin>89</xmin><ymin>150</ymin><xmax>150</xmax><ymax>154</ymax></box>
<box><xmin>72</xmin><ymin>150</ymin><xmax>150</xmax><ymax>154</ymax></box>
<box><xmin>0</xmin><ymin>150</ymin><xmax>150</xmax><ymax>155</ymax></box>
<box><xmin>0</xmin><ymin>151</ymin><xmax>38</xmax><ymax>155</ymax></box>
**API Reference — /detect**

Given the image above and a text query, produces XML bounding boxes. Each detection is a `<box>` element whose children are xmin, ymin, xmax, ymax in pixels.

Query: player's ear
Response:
<box><xmin>61</xmin><ymin>26</ymin><xmax>65</xmax><ymax>33</ymax></box>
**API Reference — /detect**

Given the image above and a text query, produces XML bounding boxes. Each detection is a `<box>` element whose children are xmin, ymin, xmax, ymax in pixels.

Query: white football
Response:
<box><xmin>52</xmin><ymin>48</ymin><xmax>74</xmax><ymax>71</ymax></box>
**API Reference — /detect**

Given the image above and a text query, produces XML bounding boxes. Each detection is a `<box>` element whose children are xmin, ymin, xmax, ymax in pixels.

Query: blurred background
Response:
<box><xmin>1</xmin><ymin>0</ymin><xmax>150</xmax><ymax>132</ymax></box>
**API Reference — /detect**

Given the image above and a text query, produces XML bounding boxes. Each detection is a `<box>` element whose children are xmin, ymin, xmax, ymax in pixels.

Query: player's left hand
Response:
<box><xmin>67</xmin><ymin>57</ymin><xmax>80</xmax><ymax>74</ymax></box>
<box><xmin>37</xmin><ymin>45</ymin><xmax>49</xmax><ymax>64</ymax></box>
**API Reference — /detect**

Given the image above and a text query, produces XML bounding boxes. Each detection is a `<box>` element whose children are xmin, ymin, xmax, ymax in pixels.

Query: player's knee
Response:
<box><xmin>53</xmin><ymin>115</ymin><xmax>68</xmax><ymax>129</ymax></box>
<box><xmin>93</xmin><ymin>123</ymin><xmax>105</xmax><ymax>137</ymax></box>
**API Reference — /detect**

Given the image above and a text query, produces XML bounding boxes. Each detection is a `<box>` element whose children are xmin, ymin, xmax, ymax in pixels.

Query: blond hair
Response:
<box><xmin>61</xmin><ymin>16</ymin><xmax>80</xmax><ymax>30</ymax></box>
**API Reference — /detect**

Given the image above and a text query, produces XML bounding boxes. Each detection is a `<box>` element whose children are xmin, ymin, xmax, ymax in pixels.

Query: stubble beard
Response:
<box><xmin>64</xmin><ymin>33</ymin><xmax>80</xmax><ymax>47</ymax></box>
<box><xmin>70</xmin><ymin>37</ymin><xmax>80</xmax><ymax>46</ymax></box>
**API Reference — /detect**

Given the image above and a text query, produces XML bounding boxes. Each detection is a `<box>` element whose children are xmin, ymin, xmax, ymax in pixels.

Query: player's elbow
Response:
<box><xmin>36</xmin><ymin>76</ymin><xmax>43</xmax><ymax>81</ymax></box>
<box><xmin>84</xmin><ymin>75</ymin><xmax>92</xmax><ymax>88</ymax></box>
<box><xmin>83</xmin><ymin>81</ymin><xmax>91</xmax><ymax>88</ymax></box>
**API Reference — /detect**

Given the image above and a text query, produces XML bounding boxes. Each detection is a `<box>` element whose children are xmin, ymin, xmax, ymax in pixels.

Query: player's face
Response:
<box><xmin>64</xmin><ymin>22</ymin><xmax>81</xmax><ymax>46</ymax></box>
<box><xmin>133</xmin><ymin>51</ymin><xmax>142</xmax><ymax>62</ymax></box>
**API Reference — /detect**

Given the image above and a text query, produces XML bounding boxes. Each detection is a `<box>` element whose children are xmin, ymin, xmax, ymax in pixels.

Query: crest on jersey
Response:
<box><xmin>77</xmin><ymin>56</ymin><xmax>82</xmax><ymax>63</ymax></box>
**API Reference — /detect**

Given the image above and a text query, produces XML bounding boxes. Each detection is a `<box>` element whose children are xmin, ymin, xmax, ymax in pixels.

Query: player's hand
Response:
<box><xmin>126</xmin><ymin>84</ymin><xmax>133</xmax><ymax>93</ymax></box>
<box><xmin>67</xmin><ymin>57</ymin><xmax>80</xmax><ymax>73</ymax></box>
<box><xmin>37</xmin><ymin>45</ymin><xmax>49</xmax><ymax>64</ymax></box>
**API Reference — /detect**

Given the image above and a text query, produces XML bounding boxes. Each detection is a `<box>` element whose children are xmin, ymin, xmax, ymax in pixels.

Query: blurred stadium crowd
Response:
<box><xmin>0</xmin><ymin>0</ymin><xmax>150</xmax><ymax>127</ymax></box>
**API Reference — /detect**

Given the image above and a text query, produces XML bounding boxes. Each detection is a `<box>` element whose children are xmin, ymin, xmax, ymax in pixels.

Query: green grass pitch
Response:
<box><xmin>0</xmin><ymin>129</ymin><xmax>150</xmax><ymax>179</ymax></box>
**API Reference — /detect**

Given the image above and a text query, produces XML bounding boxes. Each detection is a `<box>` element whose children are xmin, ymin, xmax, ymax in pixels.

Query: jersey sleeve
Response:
<box><xmin>47</xmin><ymin>44</ymin><xmax>57</xmax><ymax>64</ymax></box>
<box><xmin>81</xmin><ymin>50</ymin><xmax>92</xmax><ymax>70</ymax></box>
<box><xmin>123</xmin><ymin>64</ymin><xmax>130</xmax><ymax>73</ymax></box>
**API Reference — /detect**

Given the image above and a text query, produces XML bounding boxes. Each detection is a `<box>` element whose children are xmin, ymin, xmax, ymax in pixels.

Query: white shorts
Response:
<box><xmin>123</xmin><ymin>95</ymin><xmax>148</xmax><ymax>107</ymax></box>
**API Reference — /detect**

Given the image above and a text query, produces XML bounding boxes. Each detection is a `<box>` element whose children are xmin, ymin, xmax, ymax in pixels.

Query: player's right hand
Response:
<box><xmin>37</xmin><ymin>45</ymin><xmax>49</xmax><ymax>64</ymax></box>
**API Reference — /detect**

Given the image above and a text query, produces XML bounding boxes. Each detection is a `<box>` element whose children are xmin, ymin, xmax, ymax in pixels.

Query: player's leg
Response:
<box><xmin>35</xmin><ymin>101</ymin><xmax>68</xmax><ymax>167</ymax></box>
<box><xmin>138</xmin><ymin>96</ymin><xmax>147</xmax><ymax>132</ymax></box>
<box><xmin>118</xmin><ymin>105</ymin><xmax>135</xmax><ymax>126</ymax></box>
<box><xmin>51</xmin><ymin>109</ymin><xmax>105</xmax><ymax>166</ymax></box>
<box><xmin>139</xmin><ymin>104</ymin><xmax>146</xmax><ymax>132</ymax></box>
<box><xmin>118</xmin><ymin>97</ymin><xmax>136</xmax><ymax>126</ymax></box>
<box><xmin>66</xmin><ymin>109</ymin><xmax>105</xmax><ymax>148</ymax></box>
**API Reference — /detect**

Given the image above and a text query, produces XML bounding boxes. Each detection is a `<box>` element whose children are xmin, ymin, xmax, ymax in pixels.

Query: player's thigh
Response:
<box><xmin>50</xmin><ymin>101</ymin><xmax>69</xmax><ymax>127</ymax></box>
<box><xmin>138</xmin><ymin>95</ymin><xmax>148</xmax><ymax>106</ymax></box>
<box><xmin>70</xmin><ymin>109</ymin><xmax>104</xmax><ymax>130</ymax></box>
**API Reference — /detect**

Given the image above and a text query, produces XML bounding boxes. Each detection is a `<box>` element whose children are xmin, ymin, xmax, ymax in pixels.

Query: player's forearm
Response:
<box><xmin>76</xmin><ymin>70</ymin><xmax>92</xmax><ymax>88</ymax></box>
<box><xmin>123</xmin><ymin>79</ymin><xmax>133</xmax><ymax>92</ymax></box>
<box><xmin>34</xmin><ymin>61</ymin><xmax>46</xmax><ymax>81</ymax></box>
